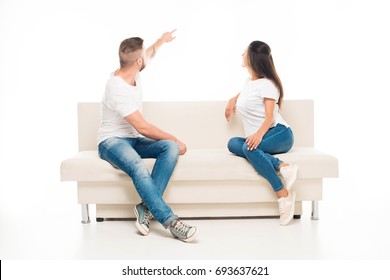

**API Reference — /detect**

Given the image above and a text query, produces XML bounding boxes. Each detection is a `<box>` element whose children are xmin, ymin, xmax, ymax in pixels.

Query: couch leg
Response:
<box><xmin>81</xmin><ymin>204</ymin><xmax>91</xmax><ymax>224</ymax></box>
<box><xmin>311</xmin><ymin>201</ymin><xmax>319</xmax><ymax>220</ymax></box>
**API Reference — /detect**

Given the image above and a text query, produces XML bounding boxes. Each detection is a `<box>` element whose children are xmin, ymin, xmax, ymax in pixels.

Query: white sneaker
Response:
<box><xmin>278</xmin><ymin>191</ymin><xmax>296</xmax><ymax>226</ymax></box>
<box><xmin>280</xmin><ymin>164</ymin><xmax>298</xmax><ymax>191</ymax></box>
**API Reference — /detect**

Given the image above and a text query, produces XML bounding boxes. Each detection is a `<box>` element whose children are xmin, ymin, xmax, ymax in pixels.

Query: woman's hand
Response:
<box><xmin>245</xmin><ymin>98</ymin><xmax>276</xmax><ymax>150</ymax></box>
<box><xmin>225</xmin><ymin>98</ymin><xmax>236</xmax><ymax>121</ymax></box>
<box><xmin>245</xmin><ymin>132</ymin><xmax>263</xmax><ymax>150</ymax></box>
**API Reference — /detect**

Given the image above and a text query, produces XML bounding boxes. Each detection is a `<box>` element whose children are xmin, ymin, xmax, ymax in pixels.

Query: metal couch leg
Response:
<box><xmin>311</xmin><ymin>201</ymin><xmax>319</xmax><ymax>220</ymax></box>
<box><xmin>81</xmin><ymin>204</ymin><xmax>91</xmax><ymax>224</ymax></box>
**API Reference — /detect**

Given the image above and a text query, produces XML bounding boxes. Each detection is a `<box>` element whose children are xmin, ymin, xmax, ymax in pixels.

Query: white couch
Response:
<box><xmin>60</xmin><ymin>100</ymin><xmax>338</xmax><ymax>223</ymax></box>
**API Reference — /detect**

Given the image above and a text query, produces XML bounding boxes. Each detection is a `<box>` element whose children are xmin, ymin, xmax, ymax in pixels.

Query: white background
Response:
<box><xmin>1</xmin><ymin>0</ymin><xmax>390</xmax><ymax>277</ymax></box>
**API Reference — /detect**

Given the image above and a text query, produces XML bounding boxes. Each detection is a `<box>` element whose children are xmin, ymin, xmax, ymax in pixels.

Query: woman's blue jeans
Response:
<box><xmin>98</xmin><ymin>137</ymin><xmax>179</xmax><ymax>228</ymax></box>
<box><xmin>227</xmin><ymin>124</ymin><xmax>294</xmax><ymax>192</ymax></box>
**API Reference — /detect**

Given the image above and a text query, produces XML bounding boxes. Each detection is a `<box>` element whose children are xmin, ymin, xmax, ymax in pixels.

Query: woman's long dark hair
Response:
<box><xmin>247</xmin><ymin>41</ymin><xmax>284</xmax><ymax>107</ymax></box>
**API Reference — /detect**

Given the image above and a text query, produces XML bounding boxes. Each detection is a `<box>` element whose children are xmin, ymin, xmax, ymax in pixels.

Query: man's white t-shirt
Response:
<box><xmin>236</xmin><ymin>78</ymin><xmax>289</xmax><ymax>137</ymax></box>
<box><xmin>97</xmin><ymin>75</ymin><xmax>142</xmax><ymax>145</ymax></box>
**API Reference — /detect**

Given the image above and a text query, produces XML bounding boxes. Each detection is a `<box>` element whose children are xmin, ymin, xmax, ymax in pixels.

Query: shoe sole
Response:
<box><xmin>133</xmin><ymin>206</ymin><xmax>149</xmax><ymax>236</ymax></box>
<box><xmin>280</xmin><ymin>191</ymin><xmax>296</xmax><ymax>226</ymax></box>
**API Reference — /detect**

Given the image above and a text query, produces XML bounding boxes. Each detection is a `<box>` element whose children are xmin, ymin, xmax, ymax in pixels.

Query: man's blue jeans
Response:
<box><xmin>227</xmin><ymin>124</ymin><xmax>294</xmax><ymax>192</ymax></box>
<box><xmin>98</xmin><ymin>137</ymin><xmax>179</xmax><ymax>228</ymax></box>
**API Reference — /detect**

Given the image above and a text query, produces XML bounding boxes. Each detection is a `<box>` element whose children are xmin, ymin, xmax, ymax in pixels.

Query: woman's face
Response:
<box><xmin>242</xmin><ymin>47</ymin><xmax>249</xmax><ymax>68</ymax></box>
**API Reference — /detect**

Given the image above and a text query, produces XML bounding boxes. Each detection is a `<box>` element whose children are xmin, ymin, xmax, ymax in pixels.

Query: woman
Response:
<box><xmin>225</xmin><ymin>41</ymin><xmax>298</xmax><ymax>226</ymax></box>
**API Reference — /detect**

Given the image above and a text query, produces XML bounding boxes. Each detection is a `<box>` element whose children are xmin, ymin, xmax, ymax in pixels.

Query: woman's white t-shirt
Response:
<box><xmin>97</xmin><ymin>75</ymin><xmax>142</xmax><ymax>145</ymax></box>
<box><xmin>236</xmin><ymin>78</ymin><xmax>289</xmax><ymax>137</ymax></box>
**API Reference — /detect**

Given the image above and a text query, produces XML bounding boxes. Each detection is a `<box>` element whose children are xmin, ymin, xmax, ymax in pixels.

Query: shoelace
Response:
<box><xmin>173</xmin><ymin>220</ymin><xmax>190</xmax><ymax>235</ymax></box>
<box><xmin>278</xmin><ymin>198</ymin><xmax>286</xmax><ymax>214</ymax></box>
<box><xmin>142</xmin><ymin>210</ymin><xmax>153</xmax><ymax>225</ymax></box>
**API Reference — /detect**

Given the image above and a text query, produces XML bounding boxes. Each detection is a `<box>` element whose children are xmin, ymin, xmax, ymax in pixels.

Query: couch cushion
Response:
<box><xmin>61</xmin><ymin>148</ymin><xmax>338</xmax><ymax>182</ymax></box>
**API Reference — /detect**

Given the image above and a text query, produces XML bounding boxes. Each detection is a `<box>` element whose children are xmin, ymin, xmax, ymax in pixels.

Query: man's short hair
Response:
<box><xmin>119</xmin><ymin>37</ymin><xmax>144</xmax><ymax>68</ymax></box>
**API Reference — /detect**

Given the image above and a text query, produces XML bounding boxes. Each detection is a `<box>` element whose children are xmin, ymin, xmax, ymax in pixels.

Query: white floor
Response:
<box><xmin>2</xmin><ymin>165</ymin><xmax>390</xmax><ymax>280</ymax></box>
<box><xmin>1</xmin><ymin>176</ymin><xmax>389</xmax><ymax>260</ymax></box>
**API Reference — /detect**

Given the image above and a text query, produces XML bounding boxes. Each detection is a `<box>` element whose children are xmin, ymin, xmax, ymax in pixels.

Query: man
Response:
<box><xmin>97</xmin><ymin>30</ymin><xmax>197</xmax><ymax>242</ymax></box>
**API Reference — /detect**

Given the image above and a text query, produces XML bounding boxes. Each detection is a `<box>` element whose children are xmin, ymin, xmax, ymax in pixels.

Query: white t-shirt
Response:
<box><xmin>97</xmin><ymin>75</ymin><xmax>143</xmax><ymax>145</ymax></box>
<box><xmin>236</xmin><ymin>78</ymin><xmax>289</xmax><ymax>137</ymax></box>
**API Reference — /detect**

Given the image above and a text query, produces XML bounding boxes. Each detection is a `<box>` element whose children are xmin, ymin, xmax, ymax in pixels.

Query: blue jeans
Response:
<box><xmin>98</xmin><ymin>137</ymin><xmax>179</xmax><ymax>228</ymax></box>
<box><xmin>227</xmin><ymin>124</ymin><xmax>294</xmax><ymax>192</ymax></box>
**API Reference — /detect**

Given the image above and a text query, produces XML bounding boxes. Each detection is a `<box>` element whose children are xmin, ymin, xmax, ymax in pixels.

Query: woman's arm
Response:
<box><xmin>225</xmin><ymin>93</ymin><xmax>240</xmax><ymax>121</ymax></box>
<box><xmin>245</xmin><ymin>98</ymin><xmax>276</xmax><ymax>150</ymax></box>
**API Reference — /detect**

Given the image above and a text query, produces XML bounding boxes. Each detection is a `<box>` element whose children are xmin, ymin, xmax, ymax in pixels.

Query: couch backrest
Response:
<box><xmin>78</xmin><ymin>100</ymin><xmax>314</xmax><ymax>151</ymax></box>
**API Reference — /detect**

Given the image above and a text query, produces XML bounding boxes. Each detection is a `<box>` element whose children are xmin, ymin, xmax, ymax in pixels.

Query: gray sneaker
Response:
<box><xmin>133</xmin><ymin>203</ymin><xmax>153</xmax><ymax>235</ymax></box>
<box><xmin>169</xmin><ymin>219</ymin><xmax>197</xmax><ymax>242</ymax></box>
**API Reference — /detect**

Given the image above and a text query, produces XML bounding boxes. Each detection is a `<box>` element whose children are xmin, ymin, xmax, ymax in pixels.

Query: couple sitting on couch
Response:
<box><xmin>96</xmin><ymin>30</ymin><xmax>299</xmax><ymax>243</ymax></box>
